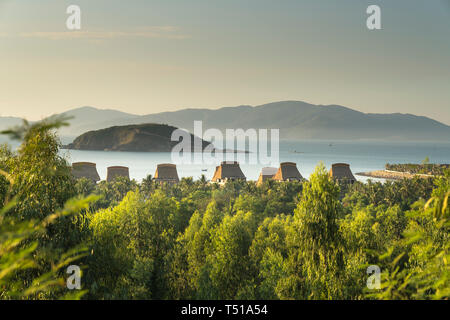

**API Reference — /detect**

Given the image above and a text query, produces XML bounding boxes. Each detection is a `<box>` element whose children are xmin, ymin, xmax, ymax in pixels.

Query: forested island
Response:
<box><xmin>64</xmin><ymin>123</ymin><xmax>211</xmax><ymax>152</ymax></box>
<box><xmin>0</xmin><ymin>119</ymin><xmax>449</xmax><ymax>300</ymax></box>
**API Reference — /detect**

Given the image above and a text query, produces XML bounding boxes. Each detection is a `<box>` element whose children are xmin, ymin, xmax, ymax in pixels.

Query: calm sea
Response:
<box><xmin>61</xmin><ymin>140</ymin><xmax>450</xmax><ymax>183</ymax></box>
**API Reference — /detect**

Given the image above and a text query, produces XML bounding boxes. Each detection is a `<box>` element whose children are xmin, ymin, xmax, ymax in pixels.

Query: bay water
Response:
<box><xmin>61</xmin><ymin>140</ymin><xmax>450</xmax><ymax>183</ymax></box>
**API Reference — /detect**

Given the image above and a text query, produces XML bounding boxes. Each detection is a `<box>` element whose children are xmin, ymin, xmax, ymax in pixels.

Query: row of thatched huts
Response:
<box><xmin>72</xmin><ymin>161</ymin><xmax>356</xmax><ymax>185</ymax></box>
<box><xmin>256</xmin><ymin>162</ymin><xmax>356</xmax><ymax>185</ymax></box>
<box><xmin>209</xmin><ymin>161</ymin><xmax>356</xmax><ymax>185</ymax></box>
<box><xmin>72</xmin><ymin>162</ymin><xmax>130</xmax><ymax>182</ymax></box>
<box><xmin>71</xmin><ymin>162</ymin><xmax>179</xmax><ymax>183</ymax></box>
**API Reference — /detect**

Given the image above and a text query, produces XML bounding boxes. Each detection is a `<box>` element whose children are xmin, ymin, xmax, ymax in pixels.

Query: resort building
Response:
<box><xmin>272</xmin><ymin>162</ymin><xmax>304</xmax><ymax>182</ymax></box>
<box><xmin>71</xmin><ymin>162</ymin><xmax>100</xmax><ymax>183</ymax></box>
<box><xmin>153</xmin><ymin>163</ymin><xmax>180</xmax><ymax>184</ymax></box>
<box><xmin>257</xmin><ymin>167</ymin><xmax>278</xmax><ymax>186</ymax></box>
<box><xmin>211</xmin><ymin>161</ymin><xmax>246</xmax><ymax>184</ymax></box>
<box><xmin>106</xmin><ymin>166</ymin><xmax>130</xmax><ymax>182</ymax></box>
<box><xmin>329</xmin><ymin>163</ymin><xmax>356</xmax><ymax>184</ymax></box>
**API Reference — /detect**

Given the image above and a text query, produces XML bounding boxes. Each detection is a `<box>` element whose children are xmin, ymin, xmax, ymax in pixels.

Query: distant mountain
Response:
<box><xmin>59</xmin><ymin>106</ymin><xmax>138</xmax><ymax>125</ymax></box>
<box><xmin>64</xmin><ymin>123</ymin><xmax>212</xmax><ymax>152</ymax></box>
<box><xmin>1</xmin><ymin>101</ymin><xmax>450</xmax><ymax>142</ymax></box>
<box><xmin>0</xmin><ymin>116</ymin><xmax>24</xmax><ymax>133</ymax></box>
<box><xmin>0</xmin><ymin>116</ymin><xmax>26</xmax><ymax>144</ymax></box>
<box><xmin>56</xmin><ymin>106</ymin><xmax>141</xmax><ymax>142</ymax></box>
<box><xmin>130</xmin><ymin>102</ymin><xmax>450</xmax><ymax>141</ymax></box>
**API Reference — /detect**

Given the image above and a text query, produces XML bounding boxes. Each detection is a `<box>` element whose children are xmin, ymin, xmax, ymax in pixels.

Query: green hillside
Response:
<box><xmin>64</xmin><ymin>123</ymin><xmax>211</xmax><ymax>152</ymax></box>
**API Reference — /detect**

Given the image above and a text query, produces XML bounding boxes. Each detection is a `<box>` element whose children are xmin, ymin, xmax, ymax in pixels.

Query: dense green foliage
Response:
<box><xmin>1</xmin><ymin>121</ymin><xmax>448</xmax><ymax>300</ymax></box>
<box><xmin>0</xmin><ymin>119</ymin><xmax>95</xmax><ymax>299</ymax></box>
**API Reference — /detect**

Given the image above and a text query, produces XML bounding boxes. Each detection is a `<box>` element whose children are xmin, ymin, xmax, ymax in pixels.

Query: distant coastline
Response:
<box><xmin>356</xmin><ymin>170</ymin><xmax>437</xmax><ymax>180</ymax></box>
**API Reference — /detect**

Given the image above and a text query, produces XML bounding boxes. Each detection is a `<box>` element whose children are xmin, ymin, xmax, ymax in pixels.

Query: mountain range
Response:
<box><xmin>1</xmin><ymin>101</ymin><xmax>450</xmax><ymax>144</ymax></box>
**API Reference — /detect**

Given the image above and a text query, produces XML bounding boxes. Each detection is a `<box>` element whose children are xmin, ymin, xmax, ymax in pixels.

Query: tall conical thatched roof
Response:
<box><xmin>154</xmin><ymin>163</ymin><xmax>179</xmax><ymax>183</ymax></box>
<box><xmin>272</xmin><ymin>162</ymin><xmax>303</xmax><ymax>181</ymax></box>
<box><xmin>72</xmin><ymin>162</ymin><xmax>100</xmax><ymax>182</ymax></box>
<box><xmin>329</xmin><ymin>163</ymin><xmax>356</xmax><ymax>183</ymax></box>
<box><xmin>257</xmin><ymin>167</ymin><xmax>278</xmax><ymax>185</ymax></box>
<box><xmin>107</xmin><ymin>166</ymin><xmax>130</xmax><ymax>182</ymax></box>
<box><xmin>212</xmin><ymin>161</ymin><xmax>246</xmax><ymax>182</ymax></box>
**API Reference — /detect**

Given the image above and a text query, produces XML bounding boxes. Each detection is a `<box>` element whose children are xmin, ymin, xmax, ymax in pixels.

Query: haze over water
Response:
<box><xmin>63</xmin><ymin>140</ymin><xmax>450</xmax><ymax>182</ymax></box>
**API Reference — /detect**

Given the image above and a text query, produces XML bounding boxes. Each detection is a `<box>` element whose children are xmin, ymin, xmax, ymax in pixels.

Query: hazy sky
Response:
<box><xmin>1</xmin><ymin>0</ymin><xmax>449</xmax><ymax>124</ymax></box>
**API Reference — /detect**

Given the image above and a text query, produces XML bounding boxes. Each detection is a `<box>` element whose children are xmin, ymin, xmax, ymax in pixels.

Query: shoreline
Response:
<box><xmin>356</xmin><ymin>170</ymin><xmax>436</xmax><ymax>181</ymax></box>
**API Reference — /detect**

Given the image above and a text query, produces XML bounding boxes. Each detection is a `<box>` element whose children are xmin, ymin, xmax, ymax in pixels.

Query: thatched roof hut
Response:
<box><xmin>211</xmin><ymin>161</ymin><xmax>246</xmax><ymax>184</ymax></box>
<box><xmin>153</xmin><ymin>163</ymin><xmax>180</xmax><ymax>184</ymax></box>
<box><xmin>106</xmin><ymin>166</ymin><xmax>130</xmax><ymax>182</ymax></box>
<box><xmin>257</xmin><ymin>167</ymin><xmax>278</xmax><ymax>186</ymax></box>
<box><xmin>71</xmin><ymin>162</ymin><xmax>100</xmax><ymax>183</ymax></box>
<box><xmin>329</xmin><ymin>163</ymin><xmax>356</xmax><ymax>183</ymax></box>
<box><xmin>272</xmin><ymin>162</ymin><xmax>303</xmax><ymax>182</ymax></box>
